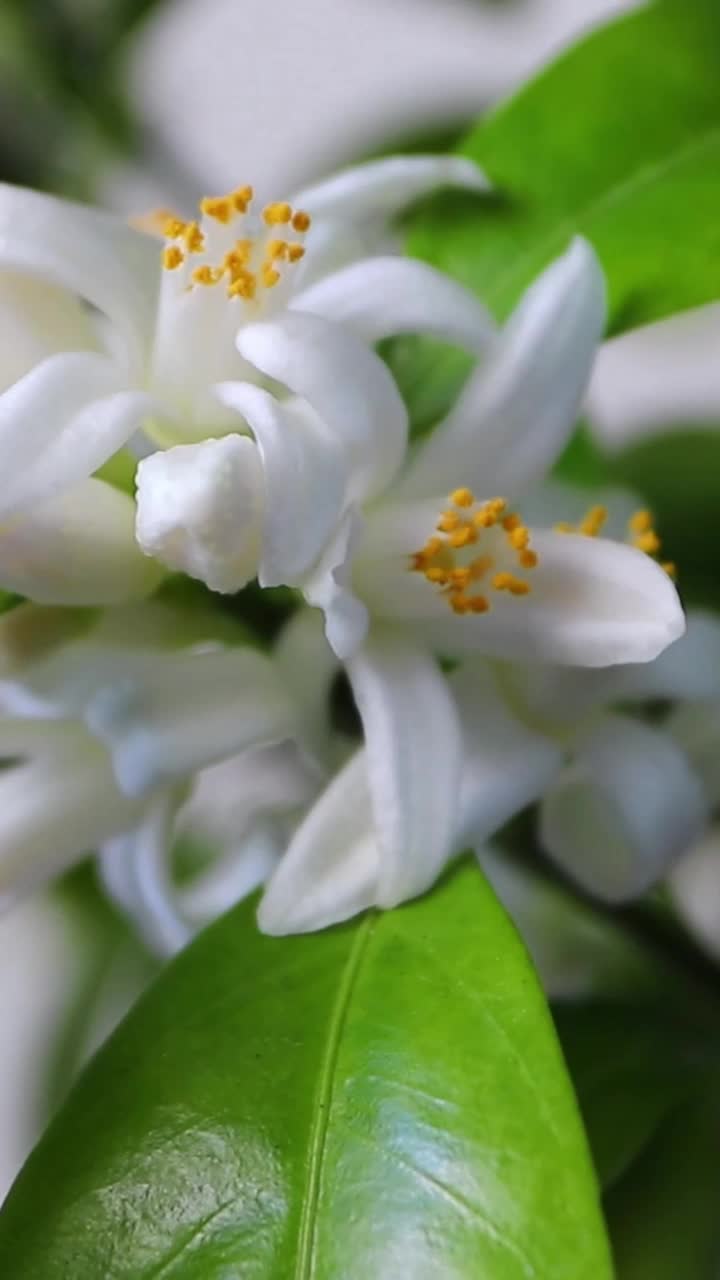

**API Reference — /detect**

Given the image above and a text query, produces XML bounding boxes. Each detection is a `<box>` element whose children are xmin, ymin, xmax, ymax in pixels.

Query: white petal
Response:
<box><xmin>99</xmin><ymin>792</ymin><xmax>191</xmax><ymax>956</ymax></box>
<box><xmin>540</xmin><ymin>715</ymin><xmax>708</xmax><ymax>902</ymax></box>
<box><xmin>0</xmin><ymin>352</ymin><xmax>152</xmax><ymax>515</ymax></box>
<box><xmin>665</xmin><ymin>703</ymin><xmax>720</xmax><ymax>807</ymax></box>
<box><xmin>347</xmin><ymin>628</ymin><xmax>462</xmax><ymax>906</ymax></box>
<box><xmin>135</xmin><ymin>435</ymin><xmax>264</xmax><ymax>593</ymax></box>
<box><xmin>669</xmin><ymin>829</ymin><xmax>720</xmax><ymax>963</ymax></box>
<box><xmin>0</xmin><ymin>183</ymin><xmax>159</xmax><ymax>368</ymax></box>
<box><xmin>0</xmin><ymin>730</ymin><xmax>141</xmax><ymax>908</ymax></box>
<box><xmin>0</xmin><ymin>271</ymin><xmax>98</xmax><ymax>393</ymax></box>
<box><xmin>0</xmin><ymin>478</ymin><xmax>163</xmax><ymax>605</ymax></box>
<box><xmin>215</xmin><ymin>382</ymin><xmax>347</xmax><ymax>586</ymax></box>
<box><xmin>357</xmin><ymin>508</ymin><xmax>685</xmax><ymax>667</ymax></box>
<box><xmin>291</xmin><ymin>256</ymin><xmax>495</xmax><ymax>349</ymax></box>
<box><xmin>273</xmin><ymin>610</ymin><xmax>340</xmax><ymax>764</ymax></box>
<box><xmin>85</xmin><ymin>646</ymin><xmax>296</xmax><ymax>797</ymax></box>
<box><xmin>399</xmin><ymin>238</ymin><xmax>606</xmax><ymax>501</ymax></box>
<box><xmin>302</xmin><ymin>511</ymin><xmax>369</xmax><ymax>660</ymax></box>
<box><xmin>237</xmin><ymin>311</ymin><xmax>408</xmax><ymax>500</ymax></box>
<box><xmin>258</xmin><ymin>749</ymin><xmax>380</xmax><ymax>935</ymax></box>
<box><xmin>607</xmin><ymin>609</ymin><xmax>720</xmax><ymax>705</ymax></box>
<box><xmin>292</xmin><ymin>155</ymin><xmax>488</xmax><ymax>223</ymax></box>
<box><xmin>179</xmin><ymin>822</ymin><xmax>283</xmax><ymax>929</ymax></box>
<box><xmin>448</xmin><ymin>663</ymin><xmax>561</xmax><ymax>846</ymax></box>
<box><xmin>180</xmin><ymin>744</ymin><xmax>318</xmax><ymax>852</ymax></box>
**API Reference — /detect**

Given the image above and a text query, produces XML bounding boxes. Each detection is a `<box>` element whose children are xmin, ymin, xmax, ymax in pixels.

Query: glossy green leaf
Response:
<box><xmin>0</xmin><ymin>862</ymin><xmax>611</xmax><ymax>1279</ymax></box>
<box><xmin>390</xmin><ymin>0</ymin><xmax>720</xmax><ymax>430</ymax></box>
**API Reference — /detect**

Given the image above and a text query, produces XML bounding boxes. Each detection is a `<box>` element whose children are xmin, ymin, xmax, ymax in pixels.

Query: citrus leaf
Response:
<box><xmin>0</xmin><ymin>861</ymin><xmax>611</xmax><ymax>1279</ymax></box>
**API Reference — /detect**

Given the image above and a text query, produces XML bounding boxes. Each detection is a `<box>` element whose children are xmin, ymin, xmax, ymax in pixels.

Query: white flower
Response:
<box><xmin>0</xmin><ymin>156</ymin><xmax>490</xmax><ymax>603</ymax></box>
<box><xmin>0</xmin><ymin>601</ymin><xmax>301</xmax><ymax>913</ymax></box>
<box><xmin>259</xmin><ymin>606</ymin><xmax>716</xmax><ymax>934</ymax></box>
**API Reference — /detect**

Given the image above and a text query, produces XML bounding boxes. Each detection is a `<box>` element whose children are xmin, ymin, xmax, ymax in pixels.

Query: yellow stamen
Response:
<box><xmin>508</xmin><ymin>525</ymin><xmax>530</xmax><ymax>551</ymax></box>
<box><xmin>192</xmin><ymin>264</ymin><xmax>222</xmax><ymax>286</ymax></box>
<box><xmin>266</xmin><ymin>239</ymin><xmax>288</xmax><ymax>260</ymax></box>
<box><xmin>287</xmin><ymin>243</ymin><xmax>306</xmax><ymax>262</ymax></box>
<box><xmin>492</xmin><ymin>572</ymin><xmax>531</xmax><ymax>596</ymax></box>
<box><xmin>261</xmin><ymin>263</ymin><xmax>281</xmax><ymax>288</ymax></box>
<box><xmin>263</xmin><ymin>202</ymin><xmax>292</xmax><ymax>226</ymax></box>
<box><xmin>449</xmin><ymin>526</ymin><xmax>478</xmax><ymax>549</ymax></box>
<box><xmin>162</xmin><ymin>216</ymin><xmax>187</xmax><ymax>240</ymax></box>
<box><xmin>451</xmin><ymin>487</ymin><xmax>474</xmax><ymax>508</ymax></box>
<box><xmin>629</xmin><ymin>509</ymin><xmax>653</xmax><ymax>535</ymax></box>
<box><xmin>182</xmin><ymin>221</ymin><xmax>205</xmax><ymax>253</ymax></box>
<box><xmin>228</xmin><ymin>271</ymin><xmax>257</xmax><ymax>300</ymax></box>
<box><xmin>579</xmin><ymin>505</ymin><xmax>608</xmax><ymax>538</ymax></box>
<box><xmin>519</xmin><ymin>549</ymin><xmax>538</xmax><ymax>569</ymax></box>
<box><xmin>200</xmin><ymin>196</ymin><xmax>233</xmax><ymax>223</ymax></box>
<box><xmin>634</xmin><ymin>530</ymin><xmax>661</xmax><ymax>555</ymax></box>
<box><xmin>162</xmin><ymin>245</ymin><xmax>184</xmax><ymax>270</ymax></box>
<box><xmin>291</xmin><ymin>210</ymin><xmax>311</xmax><ymax>232</ymax></box>
<box><xmin>662</xmin><ymin>561</ymin><xmax>677</xmax><ymax>579</ymax></box>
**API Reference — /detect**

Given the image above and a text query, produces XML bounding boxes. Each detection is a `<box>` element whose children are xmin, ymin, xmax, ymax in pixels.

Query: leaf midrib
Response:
<box><xmin>294</xmin><ymin>913</ymin><xmax>377</xmax><ymax>1279</ymax></box>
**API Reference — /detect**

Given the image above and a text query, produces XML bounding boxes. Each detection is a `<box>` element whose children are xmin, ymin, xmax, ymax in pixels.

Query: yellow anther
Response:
<box><xmin>437</xmin><ymin>511</ymin><xmax>461</xmax><ymax>533</ymax></box>
<box><xmin>502</xmin><ymin>513</ymin><xmax>522</xmax><ymax>532</ymax></box>
<box><xmin>163</xmin><ymin>216</ymin><xmax>187</xmax><ymax>240</ymax></box>
<box><xmin>579</xmin><ymin>505</ymin><xmax>608</xmax><ymax>538</ymax></box>
<box><xmin>287</xmin><ymin>243</ymin><xmax>306</xmax><ymax>262</ymax></box>
<box><xmin>292</xmin><ymin>210</ymin><xmax>311</xmax><ymax>232</ymax></box>
<box><xmin>261</xmin><ymin>263</ymin><xmax>281</xmax><ymax>288</ymax></box>
<box><xmin>449</xmin><ymin>567</ymin><xmax>471</xmax><ymax>588</ymax></box>
<box><xmin>263</xmin><ymin>202</ymin><xmax>292</xmax><ymax>225</ymax></box>
<box><xmin>182</xmin><ymin>221</ymin><xmax>205</xmax><ymax>253</ymax></box>
<box><xmin>192</xmin><ymin>264</ymin><xmax>222</xmax><ymax>286</ymax></box>
<box><xmin>426</xmin><ymin>567</ymin><xmax>449</xmax><ymax>584</ymax></box>
<box><xmin>451</xmin><ymin>487</ymin><xmax>475</xmax><ymax>508</ymax></box>
<box><xmin>519</xmin><ymin>549</ymin><xmax>538</xmax><ymax>569</ymax></box>
<box><xmin>449</xmin><ymin>526</ymin><xmax>478</xmax><ymax>549</ymax></box>
<box><xmin>492</xmin><ymin>572</ymin><xmax>531</xmax><ymax>596</ymax></box>
<box><xmin>231</xmin><ymin>185</ymin><xmax>253</xmax><ymax>213</ymax></box>
<box><xmin>554</xmin><ymin>521</ymin><xmax>574</xmax><ymax>534</ymax></box>
<box><xmin>200</xmin><ymin>196</ymin><xmax>233</xmax><ymax>223</ymax></box>
<box><xmin>468</xmin><ymin>555</ymin><xmax>493</xmax><ymax>580</ymax></box>
<box><xmin>162</xmin><ymin>245</ymin><xmax>184</xmax><ymax>270</ymax></box>
<box><xmin>468</xmin><ymin>595</ymin><xmax>490</xmax><ymax>613</ymax></box>
<box><xmin>634</xmin><ymin>530</ymin><xmax>661</xmax><ymax>555</ymax></box>
<box><xmin>629</xmin><ymin>509</ymin><xmax>653</xmax><ymax>535</ymax></box>
<box><xmin>266</xmin><ymin>239</ymin><xmax>289</xmax><ymax>260</ymax></box>
<box><xmin>662</xmin><ymin>561</ymin><xmax>677</xmax><ymax>579</ymax></box>
<box><xmin>450</xmin><ymin>594</ymin><xmax>471</xmax><ymax>615</ymax></box>
<box><xmin>473</xmin><ymin>507</ymin><xmax>498</xmax><ymax>529</ymax></box>
<box><xmin>228</xmin><ymin>270</ymin><xmax>257</xmax><ymax>300</ymax></box>
<box><xmin>508</xmin><ymin>525</ymin><xmax>530</xmax><ymax>551</ymax></box>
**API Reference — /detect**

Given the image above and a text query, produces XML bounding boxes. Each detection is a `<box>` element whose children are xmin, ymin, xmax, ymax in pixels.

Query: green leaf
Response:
<box><xmin>0</xmin><ymin>862</ymin><xmax>611</xmax><ymax>1279</ymax></box>
<box><xmin>392</xmin><ymin>1</ymin><xmax>720</xmax><ymax>429</ymax></box>
<box><xmin>606</xmin><ymin>1095</ymin><xmax>720</xmax><ymax>1279</ymax></box>
<box><xmin>413</xmin><ymin>0</ymin><xmax>720</xmax><ymax>327</ymax></box>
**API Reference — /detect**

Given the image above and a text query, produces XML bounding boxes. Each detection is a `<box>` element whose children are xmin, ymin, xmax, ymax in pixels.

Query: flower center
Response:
<box><xmin>410</xmin><ymin>487</ymin><xmax>538</xmax><ymax>614</ymax></box>
<box><xmin>160</xmin><ymin>186</ymin><xmax>312</xmax><ymax>303</ymax></box>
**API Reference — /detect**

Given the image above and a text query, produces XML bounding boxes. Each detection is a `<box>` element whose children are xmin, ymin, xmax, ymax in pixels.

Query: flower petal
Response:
<box><xmin>0</xmin><ymin>182</ymin><xmax>159</xmax><ymax>367</ymax></box>
<box><xmin>302</xmin><ymin>511</ymin><xmax>370</xmax><ymax>660</ymax></box>
<box><xmin>85</xmin><ymin>646</ymin><xmax>297</xmax><ymax>798</ymax></box>
<box><xmin>398</xmin><ymin>238</ymin><xmax>606</xmax><ymax>501</ymax></box>
<box><xmin>291</xmin><ymin>256</ymin><xmax>494</xmax><ymax>348</ymax></box>
<box><xmin>99</xmin><ymin>791</ymin><xmax>191</xmax><ymax>956</ymax></box>
<box><xmin>273</xmin><ymin>610</ymin><xmax>340</xmax><ymax>764</ymax></box>
<box><xmin>237</xmin><ymin>311</ymin><xmax>408</xmax><ymax>500</ymax></box>
<box><xmin>0</xmin><ymin>271</ymin><xmax>98</xmax><ymax>393</ymax></box>
<box><xmin>135</xmin><ymin>435</ymin><xmax>264</xmax><ymax>593</ymax></box>
<box><xmin>180</xmin><ymin>822</ymin><xmax>283</xmax><ymax>930</ymax></box>
<box><xmin>357</xmin><ymin>508</ymin><xmax>685</xmax><ymax>667</ymax></box>
<box><xmin>448</xmin><ymin>663</ymin><xmax>561</xmax><ymax>847</ymax></box>
<box><xmin>215</xmin><ymin>383</ymin><xmax>347</xmax><ymax>586</ymax></box>
<box><xmin>0</xmin><ymin>730</ymin><xmax>141</xmax><ymax>909</ymax></box>
<box><xmin>0</xmin><ymin>351</ymin><xmax>152</xmax><ymax>515</ymax></box>
<box><xmin>606</xmin><ymin>609</ymin><xmax>720</xmax><ymax>705</ymax></box>
<box><xmin>540</xmin><ymin>714</ymin><xmax>707</xmax><ymax>902</ymax></box>
<box><xmin>258</xmin><ymin>749</ymin><xmax>380</xmax><ymax>935</ymax></box>
<box><xmin>669</xmin><ymin>829</ymin><xmax>720</xmax><ymax>963</ymax></box>
<box><xmin>292</xmin><ymin>155</ymin><xmax>488</xmax><ymax>223</ymax></box>
<box><xmin>0</xmin><ymin>478</ymin><xmax>163</xmax><ymax>605</ymax></box>
<box><xmin>347</xmin><ymin>628</ymin><xmax>462</xmax><ymax>906</ymax></box>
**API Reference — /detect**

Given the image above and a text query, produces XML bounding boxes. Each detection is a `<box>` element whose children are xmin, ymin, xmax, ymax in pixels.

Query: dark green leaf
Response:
<box><xmin>0</xmin><ymin>862</ymin><xmax>611</xmax><ymax>1279</ymax></box>
<box><xmin>606</xmin><ymin>1095</ymin><xmax>720</xmax><ymax>1279</ymax></box>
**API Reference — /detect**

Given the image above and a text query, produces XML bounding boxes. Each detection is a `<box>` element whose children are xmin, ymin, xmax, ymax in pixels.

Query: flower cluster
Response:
<box><xmin>0</xmin><ymin>154</ymin><xmax>704</xmax><ymax>951</ymax></box>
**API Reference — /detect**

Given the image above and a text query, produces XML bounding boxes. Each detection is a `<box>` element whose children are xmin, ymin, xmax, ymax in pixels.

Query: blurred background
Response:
<box><xmin>1</xmin><ymin>0</ymin><xmax>718</xmax><ymax>1200</ymax></box>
